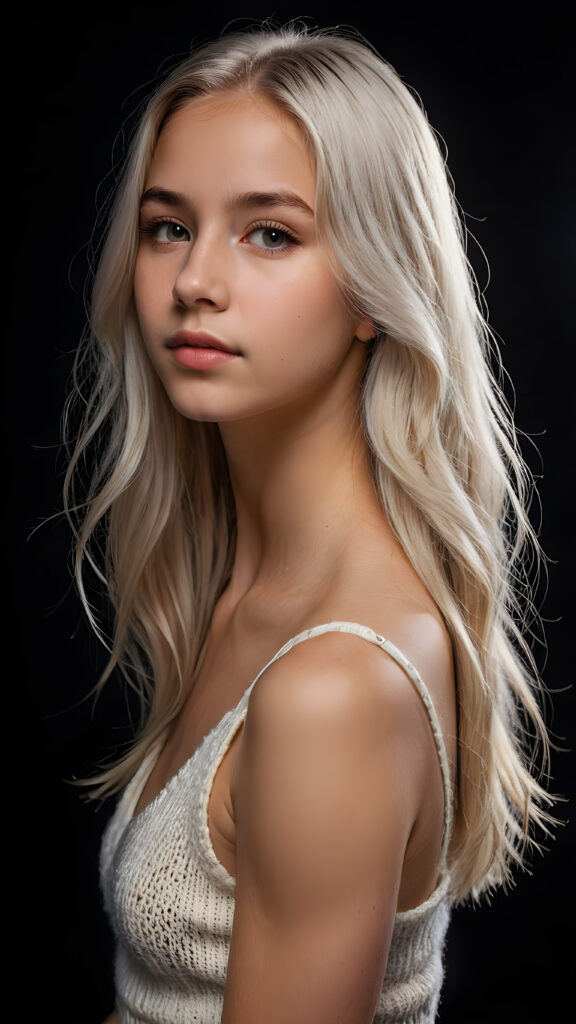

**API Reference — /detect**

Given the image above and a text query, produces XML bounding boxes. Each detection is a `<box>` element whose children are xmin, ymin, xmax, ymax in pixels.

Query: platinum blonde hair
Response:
<box><xmin>65</xmin><ymin>24</ymin><xmax>554</xmax><ymax>901</ymax></box>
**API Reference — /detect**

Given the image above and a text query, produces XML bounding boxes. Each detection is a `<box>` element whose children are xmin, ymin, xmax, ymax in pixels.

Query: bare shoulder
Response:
<box><xmin>224</xmin><ymin>629</ymin><xmax>416</xmax><ymax>1020</ymax></box>
<box><xmin>229</xmin><ymin>618</ymin><xmax>453</xmax><ymax>924</ymax></box>
<box><xmin>242</xmin><ymin>624</ymin><xmax>434</xmax><ymax>746</ymax></box>
<box><xmin>232</xmin><ymin>629</ymin><xmax>420</xmax><ymax>902</ymax></box>
<box><xmin>233</xmin><ymin>617</ymin><xmax>453</xmax><ymax>835</ymax></box>
<box><xmin>233</xmin><ymin>612</ymin><xmax>457</xmax><ymax>841</ymax></box>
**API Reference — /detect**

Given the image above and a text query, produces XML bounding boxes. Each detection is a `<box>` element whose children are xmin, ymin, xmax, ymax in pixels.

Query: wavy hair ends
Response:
<box><xmin>64</xmin><ymin>23</ymin><xmax>555</xmax><ymax>902</ymax></box>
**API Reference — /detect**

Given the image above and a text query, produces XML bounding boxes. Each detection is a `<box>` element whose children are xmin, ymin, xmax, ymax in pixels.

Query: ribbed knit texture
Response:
<box><xmin>100</xmin><ymin>622</ymin><xmax>453</xmax><ymax>1023</ymax></box>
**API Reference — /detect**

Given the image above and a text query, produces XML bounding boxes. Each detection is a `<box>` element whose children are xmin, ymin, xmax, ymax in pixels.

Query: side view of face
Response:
<box><xmin>134</xmin><ymin>90</ymin><xmax>373</xmax><ymax>426</ymax></box>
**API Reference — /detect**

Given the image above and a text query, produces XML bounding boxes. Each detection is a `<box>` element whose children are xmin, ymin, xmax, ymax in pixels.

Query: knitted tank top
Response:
<box><xmin>100</xmin><ymin>622</ymin><xmax>454</xmax><ymax>1023</ymax></box>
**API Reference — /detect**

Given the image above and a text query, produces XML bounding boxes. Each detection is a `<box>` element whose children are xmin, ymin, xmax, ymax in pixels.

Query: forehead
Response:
<box><xmin>147</xmin><ymin>91</ymin><xmax>315</xmax><ymax>197</ymax></box>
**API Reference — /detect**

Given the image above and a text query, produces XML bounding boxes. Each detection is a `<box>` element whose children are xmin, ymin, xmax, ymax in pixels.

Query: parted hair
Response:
<box><xmin>64</xmin><ymin>23</ymin><xmax>553</xmax><ymax>902</ymax></box>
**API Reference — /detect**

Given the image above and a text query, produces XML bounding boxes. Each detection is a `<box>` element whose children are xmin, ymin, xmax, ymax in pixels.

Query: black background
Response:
<box><xmin>6</xmin><ymin>4</ymin><xmax>574</xmax><ymax>1022</ymax></box>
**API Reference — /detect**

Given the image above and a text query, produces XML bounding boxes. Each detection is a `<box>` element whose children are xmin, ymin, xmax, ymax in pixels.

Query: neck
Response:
<box><xmin>218</xmin><ymin>385</ymin><xmax>382</xmax><ymax>604</ymax></box>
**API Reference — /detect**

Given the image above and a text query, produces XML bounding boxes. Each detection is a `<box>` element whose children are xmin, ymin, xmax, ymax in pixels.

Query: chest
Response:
<box><xmin>132</xmin><ymin>624</ymin><xmax>287</xmax><ymax>820</ymax></box>
<box><xmin>102</xmin><ymin>712</ymin><xmax>238</xmax><ymax>993</ymax></box>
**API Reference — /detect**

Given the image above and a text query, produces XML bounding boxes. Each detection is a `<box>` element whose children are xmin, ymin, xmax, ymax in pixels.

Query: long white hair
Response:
<box><xmin>64</xmin><ymin>24</ymin><xmax>554</xmax><ymax>901</ymax></box>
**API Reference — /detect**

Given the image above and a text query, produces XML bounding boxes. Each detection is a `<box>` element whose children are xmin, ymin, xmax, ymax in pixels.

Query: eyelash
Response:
<box><xmin>243</xmin><ymin>219</ymin><xmax>301</xmax><ymax>254</ymax></box>
<box><xmin>138</xmin><ymin>216</ymin><xmax>301</xmax><ymax>254</ymax></box>
<box><xmin>139</xmin><ymin>216</ymin><xmax>189</xmax><ymax>242</ymax></box>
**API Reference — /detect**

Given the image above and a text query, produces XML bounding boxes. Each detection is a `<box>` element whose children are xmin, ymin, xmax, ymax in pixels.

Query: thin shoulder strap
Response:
<box><xmin>246</xmin><ymin>621</ymin><xmax>454</xmax><ymax>865</ymax></box>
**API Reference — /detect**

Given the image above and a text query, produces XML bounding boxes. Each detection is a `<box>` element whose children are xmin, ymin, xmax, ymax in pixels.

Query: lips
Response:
<box><xmin>164</xmin><ymin>330</ymin><xmax>240</xmax><ymax>371</ymax></box>
<box><xmin>165</xmin><ymin>330</ymin><xmax>239</xmax><ymax>354</ymax></box>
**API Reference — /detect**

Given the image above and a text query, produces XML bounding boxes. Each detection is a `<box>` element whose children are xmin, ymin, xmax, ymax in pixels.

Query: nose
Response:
<box><xmin>172</xmin><ymin>235</ymin><xmax>230</xmax><ymax>311</ymax></box>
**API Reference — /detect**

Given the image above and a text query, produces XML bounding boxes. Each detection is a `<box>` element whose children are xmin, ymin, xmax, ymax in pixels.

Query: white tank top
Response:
<box><xmin>100</xmin><ymin>622</ymin><xmax>454</xmax><ymax>1023</ymax></box>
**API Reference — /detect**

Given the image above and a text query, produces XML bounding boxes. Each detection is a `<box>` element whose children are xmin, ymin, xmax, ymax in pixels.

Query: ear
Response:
<box><xmin>355</xmin><ymin>318</ymin><xmax>378</xmax><ymax>343</ymax></box>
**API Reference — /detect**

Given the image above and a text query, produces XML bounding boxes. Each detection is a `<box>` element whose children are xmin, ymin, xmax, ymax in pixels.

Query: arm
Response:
<box><xmin>221</xmin><ymin>636</ymin><xmax>429</xmax><ymax>1024</ymax></box>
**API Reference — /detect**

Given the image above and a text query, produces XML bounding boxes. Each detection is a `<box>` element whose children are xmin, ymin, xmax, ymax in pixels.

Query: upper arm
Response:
<box><xmin>222</xmin><ymin>636</ymin><xmax>427</xmax><ymax>1024</ymax></box>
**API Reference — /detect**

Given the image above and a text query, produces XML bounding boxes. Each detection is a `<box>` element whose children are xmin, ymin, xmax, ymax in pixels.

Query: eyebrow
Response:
<box><xmin>231</xmin><ymin>190</ymin><xmax>314</xmax><ymax>217</ymax></box>
<box><xmin>139</xmin><ymin>186</ymin><xmax>314</xmax><ymax>217</ymax></box>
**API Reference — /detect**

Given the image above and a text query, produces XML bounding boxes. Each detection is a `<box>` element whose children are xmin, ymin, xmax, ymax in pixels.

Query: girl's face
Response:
<box><xmin>134</xmin><ymin>91</ymin><xmax>372</xmax><ymax>425</ymax></box>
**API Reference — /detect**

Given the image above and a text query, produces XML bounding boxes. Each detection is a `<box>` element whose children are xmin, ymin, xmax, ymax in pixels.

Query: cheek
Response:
<box><xmin>133</xmin><ymin>255</ymin><xmax>168</xmax><ymax>329</ymax></box>
<box><xmin>133</xmin><ymin>259</ymin><xmax>150</xmax><ymax>326</ymax></box>
<box><xmin>132</xmin><ymin>263</ymin><xmax>167</xmax><ymax>378</ymax></box>
<box><xmin>252</xmin><ymin>267</ymin><xmax>353</xmax><ymax>342</ymax></box>
<box><xmin>247</xmin><ymin>282</ymin><xmax>358</xmax><ymax>391</ymax></box>
<box><xmin>291</xmin><ymin>282</ymin><xmax>357</xmax><ymax>362</ymax></box>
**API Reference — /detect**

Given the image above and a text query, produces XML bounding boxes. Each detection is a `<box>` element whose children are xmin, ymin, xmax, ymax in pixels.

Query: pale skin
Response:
<box><xmin>103</xmin><ymin>91</ymin><xmax>457</xmax><ymax>1023</ymax></box>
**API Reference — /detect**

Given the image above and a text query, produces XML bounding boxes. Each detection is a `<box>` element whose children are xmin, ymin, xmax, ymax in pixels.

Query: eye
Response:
<box><xmin>140</xmin><ymin>218</ymin><xmax>191</xmax><ymax>243</ymax></box>
<box><xmin>244</xmin><ymin>222</ymin><xmax>299</xmax><ymax>252</ymax></box>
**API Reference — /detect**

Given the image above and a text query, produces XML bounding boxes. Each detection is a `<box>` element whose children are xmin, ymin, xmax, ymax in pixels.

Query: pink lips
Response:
<box><xmin>166</xmin><ymin>331</ymin><xmax>240</xmax><ymax>370</ymax></box>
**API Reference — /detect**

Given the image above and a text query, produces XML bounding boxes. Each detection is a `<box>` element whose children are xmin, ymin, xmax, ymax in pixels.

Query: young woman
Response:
<box><xmin>64</xmin><ymin>24</ymin><xmax>554</xmax><ymax>1024</ymax></box>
